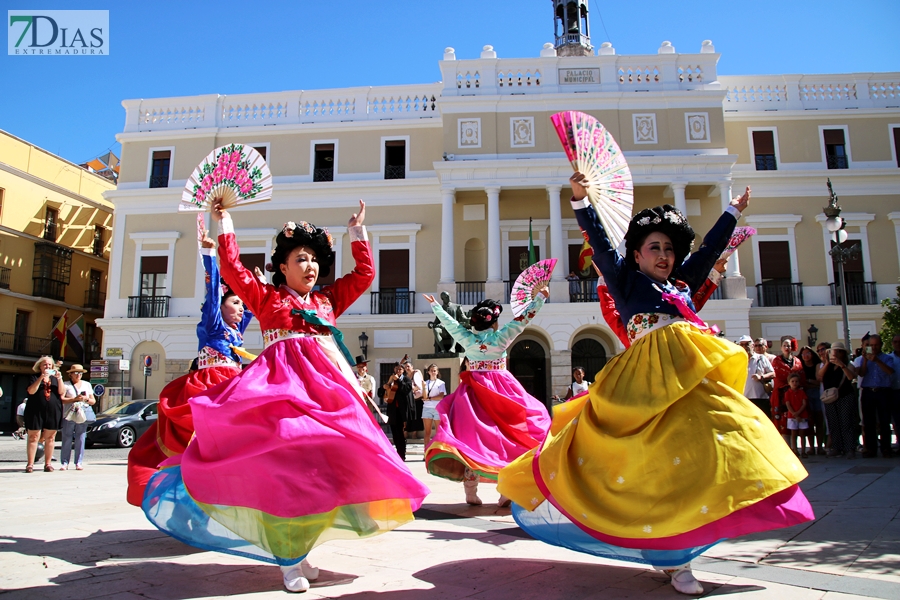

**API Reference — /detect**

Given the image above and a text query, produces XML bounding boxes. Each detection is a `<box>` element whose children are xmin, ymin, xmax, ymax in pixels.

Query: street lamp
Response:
<box><xmin>807</xmin><ymin>324</ymin><xmax>818</xmax><ymax>348</ymax></box>
<box><xmin>824</xmin><ymin>179</ymin><xmax>860</xmax><ymax>351</ymax></box>
<box><xmin>358</xmin><ymin>331</ymin><xmax>369</xmax><ymax>359</ymax></box>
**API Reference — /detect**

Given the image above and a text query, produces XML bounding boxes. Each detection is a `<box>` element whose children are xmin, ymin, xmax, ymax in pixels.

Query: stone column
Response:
<box><xmin>485</xmin><ymin>186</ymin><xmax>505</xmax><ymax>301</ymax></box>
<box><xmin>437</xmin><ymin>187</ymin><xmax>457</xmax><ymax>299</ymax></box>
<box><xmin>547</xmin><ymin>184</ymin><xmax>569</xmax><ymax>302</ymax></box>
<box><xmin>719</xmin><ymin>180</ymin><xmax>747</xmax><ymax>298</ymax></box>
<box><xmin>671</xmin><ymin>182</ymin><xmax>688</xmax><ymax>215</ymax></box>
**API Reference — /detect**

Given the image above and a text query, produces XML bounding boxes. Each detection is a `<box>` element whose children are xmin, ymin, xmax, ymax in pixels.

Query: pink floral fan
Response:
<box><xmin>196</xmin><ymin>213</ymin><xmax>206</xmax><ymax>250</ymax></box>
<box><xmin>550</xmin><ymin>111</ymin><xmax>633</xmax><ymax>248</ymax></box>
<box><xmin>721</xmin><ymin>226</ymin><xmax>756</xmax><ymax>260</ymax></box>
<box><xmin>510</xmin><ymin>258</ymin><xmax>557</xmax><ymax>318</ymax></box>
<box><xmin>179</xmin><ymin>144</ymin><xmax>272</xmax><ymax>212</ymax></box>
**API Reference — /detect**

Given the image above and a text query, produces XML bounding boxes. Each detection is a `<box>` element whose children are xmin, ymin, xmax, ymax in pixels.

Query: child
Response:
<box><xmin>784</xmin><ymin>372</ymin><xmax>810</xmax><ymax>458</ymax></box>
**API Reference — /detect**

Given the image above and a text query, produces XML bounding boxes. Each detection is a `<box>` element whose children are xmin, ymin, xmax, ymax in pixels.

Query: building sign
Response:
<box><xmin>8</xmin><ymin>10</ymin><xmax>109</xmax><ymax>55</ymax></box>
<box><xmin>558</xmin><ymin>68</ymin><xmax>600</xmax><ymax>85</ymax></box>
<box><xmin>105</xmin><ymin>347</ymin><xmax>122</xmax><ymax>357</ymax></box>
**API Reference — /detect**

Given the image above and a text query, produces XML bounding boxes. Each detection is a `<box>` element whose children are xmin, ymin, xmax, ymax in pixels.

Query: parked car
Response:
<box><xmin>85</xmin><ymin>400</ymin><xmax>158</xmax><ymax>448</ymax></box>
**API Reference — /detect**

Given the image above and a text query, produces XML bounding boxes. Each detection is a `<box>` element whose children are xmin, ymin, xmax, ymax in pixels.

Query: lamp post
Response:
<box><xmin>807</xmin><ymin>324</ymin><xmax>818</xmax><ymax>348</ymax></box>
<box><xmin>823</xmin><ymin>179</ymin><xmax>860</xmax><ymax>351</ymax></box>
<box><xmin>358</xmin><ymin>331</ymin><xmax>369</xmax><ymax>359</ymax></box>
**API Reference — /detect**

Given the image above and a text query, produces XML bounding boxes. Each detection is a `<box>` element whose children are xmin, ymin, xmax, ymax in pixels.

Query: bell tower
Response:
<box><xmin>552</xmin><ymin>0</ymin><xmax>593</xmax><ymax>57</ymax></box>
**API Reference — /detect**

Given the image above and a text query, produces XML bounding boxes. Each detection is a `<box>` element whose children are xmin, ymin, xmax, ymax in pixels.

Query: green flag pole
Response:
<box><xmin>528</xmin><ymin>217</ymin><xmax>537</xmax><ymax>266</ymax></box>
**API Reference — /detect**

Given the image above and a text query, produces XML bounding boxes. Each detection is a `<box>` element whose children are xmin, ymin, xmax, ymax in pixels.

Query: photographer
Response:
<box><xmin>383</xmin><ymin>362</ymin><xmax>416</xmax><ymax>461</ymax></box>
<box><xmin>24</xmin><ymin>356</ymin><xmax>66</xmax><ymax>473</ymax></box>
<box><xmin>60</xmin><ymin>365</ymin><xmax>97</xmax><ymax>471</ymax></box>
<box><xmin>853</xmin><ymin>334</ymin><xmax>897</xmax><ymax>458</ymax></box>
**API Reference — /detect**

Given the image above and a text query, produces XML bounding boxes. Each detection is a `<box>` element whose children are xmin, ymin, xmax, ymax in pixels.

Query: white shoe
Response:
<box><xmin>280</xmin><ymin>565</ymin><xmax>310</xmax><ymax>593</ymax></box>
<box><xmin>300</xmin><ymin>558</ymin><xmax>319</xmax><ymax>581</ymax></box>
<box><xmin>668</xmin><ymin>567</ymin><xmax>704</xmax><ymax>595</ymax></box>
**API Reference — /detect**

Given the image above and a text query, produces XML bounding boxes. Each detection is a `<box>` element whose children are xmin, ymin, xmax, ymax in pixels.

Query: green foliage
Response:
<box><xmin>880</xmin><ymin>279</ymin><xmax>900</xmax><ymax>343</ymax></box>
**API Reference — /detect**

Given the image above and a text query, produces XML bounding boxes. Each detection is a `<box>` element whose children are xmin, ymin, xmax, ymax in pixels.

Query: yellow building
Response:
<box><xmin>99</xmin><ymin>6</ymin><xmax>900</xmax><ymax>403</ymax></box>
<box><xmin>0</xmin><ymin>129</ymin><xmax>115</xmax><ymax>429</ymax></box>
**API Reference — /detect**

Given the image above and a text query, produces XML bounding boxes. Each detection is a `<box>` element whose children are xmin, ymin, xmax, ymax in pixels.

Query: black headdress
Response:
<box><xmin>470</xmin><ymin>299</ymin><xmax>503</xmax><ymax>331</ymax></box>
<box><xmin>266</xmin><ymin>220</ymin><xmax>335</xmax><ymax>287</ymax></box>
<box><xmin>623</xmin><ymin>204</ymin><xmax>695</xmax><ymax>272</ymax></box>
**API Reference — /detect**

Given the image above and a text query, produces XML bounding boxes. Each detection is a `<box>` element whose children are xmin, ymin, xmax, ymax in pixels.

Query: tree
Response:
<box><xmin>880</xmin><ymin>279</ymin><xmax>900</xmax><ymax>343</ymax></box>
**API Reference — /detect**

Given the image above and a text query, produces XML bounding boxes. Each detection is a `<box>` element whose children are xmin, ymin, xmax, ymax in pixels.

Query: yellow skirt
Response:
<box><xmin>499</xmin><ymin>322</ymin><xmax>808</xmax><ymax>542</ymax></box>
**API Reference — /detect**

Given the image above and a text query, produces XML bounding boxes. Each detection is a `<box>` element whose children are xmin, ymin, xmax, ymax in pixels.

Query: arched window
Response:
<box><xmin>571</xmin><ymin>338</ymin><xmax>607</xmax><ymax>382</ymax></box>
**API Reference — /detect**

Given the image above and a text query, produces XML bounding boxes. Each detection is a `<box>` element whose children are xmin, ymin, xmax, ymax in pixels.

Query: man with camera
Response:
<box><xmin>382</xmin><ymin>362</ymin><xmax>416</xmax><ymax>461</ymax></box>
<box><xmin>853</xmin><ymin>334</ymin><xmax>897</xmax><ymax>458</ymax></box>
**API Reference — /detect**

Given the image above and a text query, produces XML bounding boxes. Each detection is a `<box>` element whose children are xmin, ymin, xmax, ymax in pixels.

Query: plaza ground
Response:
<box><xmin>1</xmin><ymin>436</ymin><xmax>898</xmax><ymax>599</ymax></box>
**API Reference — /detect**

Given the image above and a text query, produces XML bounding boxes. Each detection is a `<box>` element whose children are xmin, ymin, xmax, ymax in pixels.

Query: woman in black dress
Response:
<box><xmin>819</xmin><ymin>342</ymin><xmax>859</xmax><ymax>458</ymax></box>
<box><xmin>24</xmin><ymin>356</ymin><xmax>66</xmax><ymax>472</ymax></box>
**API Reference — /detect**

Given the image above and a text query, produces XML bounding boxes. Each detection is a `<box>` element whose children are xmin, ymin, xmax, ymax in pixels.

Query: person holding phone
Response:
<box><xmin>60</xmin><ymin>364</ymin><xmax>97</xmax><ymax>471</ymax></box>
<box><xmin>853</xmin><ymin>334</ymin><xmax>897</xmax><ymax>458</ymax></box>
<box><xmin>24</xmin><ymin>356</ymin><xmax>66</xmax><ymax>473</ymax></box>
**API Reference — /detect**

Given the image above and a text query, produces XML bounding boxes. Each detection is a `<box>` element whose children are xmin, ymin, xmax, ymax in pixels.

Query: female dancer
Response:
<box><xmin>498</xmin><ymin>173</ymin><xmax>813</xmax><ymax>595</ymax></box>
<box><xmin>143</xmin><ymin>200</ymin><xmax>429</xmax><ymax>593</ymax></box>
<box><xmin>770</xmin><ymin>338</ymin><xmax>805</xmax><ymax>443</ymax></box>
<box><xmin>423</xmin><ymin>290</ymin><xmax>550</xmax><ymax>506</ymax></box>
<box><xmin>127</xmin><ymin>230</ymin><xmax>253</xmax><ymax>506</ymax></box>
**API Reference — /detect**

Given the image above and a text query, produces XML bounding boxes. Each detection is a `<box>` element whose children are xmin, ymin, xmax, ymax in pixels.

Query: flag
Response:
<box><xmin>52</xmin><ymin>311</ymin><xmax>68</xmax><ymax>360</ymax></box>
<box><xmin>577</xmin><ymin>230</ymin><xmax>593</xmax><ymax>276</ymax></box>
<box><xmin>67</xmin><ymin>315</ymin><xmax>86</xmax><ymax>363</ymax></box>
<box><xmin>528</xmin><ymin>218</ymin><xmax>537</xmax><ymax>267</ymax></box>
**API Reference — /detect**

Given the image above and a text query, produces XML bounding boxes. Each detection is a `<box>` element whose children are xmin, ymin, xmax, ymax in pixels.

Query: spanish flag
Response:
<box><xmin>52</xmin><ymin>311</ymin><xmax>68</xmax><ymax>360</ymax></box>
<box><xmin>577</xmin><ymin>230</ymin><xmax>593</xmax><ymax>276</ymax></box>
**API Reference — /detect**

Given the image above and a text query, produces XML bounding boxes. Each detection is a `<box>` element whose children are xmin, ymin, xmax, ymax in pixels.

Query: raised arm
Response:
<box><xmin>569</xmin><ymin>173</ymin><xmax>626</xmax><ymax>296</ymax></box>
<box><xmin>496</xmin><ymin>294</ymin><xmax>546</xmax><ymax>347</ymax></box>
<box><xmin>199</xmin><ymin>246</ymin><xmax>225</xmax><ymax>338</ymax></box>
<box><xmin>679</xmin><ymin>187</ymin><xmax>750</xmax><ymax>291</ymax></box>
<box><xmin>211</xmin><ymin>202</ymin><xmax>269</xmax><ymax>316</ymax></box>
<box><xmin>320</xmin><ymin>200</ymin><xmax>375</xmax><ymax>317</ymax></box>
<box><xmin>426</xmin><ymin>296</ymin><xmax>478</xmax><ymax>348</ymax></box>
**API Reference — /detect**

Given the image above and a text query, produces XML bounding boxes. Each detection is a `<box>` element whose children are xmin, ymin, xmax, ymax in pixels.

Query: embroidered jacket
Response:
<box><xmin>429</xmin><ymin>295</ymin><xmax>545</xmax><ymax>363</ymax></box>
<box><xmin>217</xmin><ymin>216</ymin><xmax>374</xmax><ymax>333</ymax></box>
<box><xmin>572</xmin><ymin>197</ymin><xmax>738</xmax><ymax>325</ymax></box>
<box><xmin>197</xmin><ymin>247</ymin><xmax>253</xmax><ymax>364</ymax></box>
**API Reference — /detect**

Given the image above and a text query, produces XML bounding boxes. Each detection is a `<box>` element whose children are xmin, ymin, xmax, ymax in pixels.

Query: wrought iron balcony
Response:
<box><xmin>85</xmin><ymin>289</ymin><xmax>106</xmax><ymax>310</ymax></box>
<box><xmin>370</xmin><ymin>290</ymin><xmax>415</xmax><ymax>315</ymax></box>
<box><xmin>826</xmin><ymin>155</ymin><xmax>849</xmax><ymax>169</ymax></box>
<box><xmin>0</xmin><ymin>331</ymin><xmax>53</xmax><ymax>358</ymax></box>
<box><xmin>149</xmin><ymin>175</ymin><xmax>169</xmax><ymax>188</ymax></box>
<box><xmin>755</xmin><ymin>154</ymin><xmax>777</xmax><ymax>171</ymax></box>
<box><xmin>384</xmin><ymin>164</ymin><xmax>405</xmax><ymax>180</ymax></box>
<box><xmin>313</xmin><ymin>167</ymin><xmax>333</xmax><ymax>182</ymax></box>
<box><xmin>0</xmin><ymin>266</ymin><xmax>9</xmax><ymax>290</ymax></box>
<box><xmin>830</xmin><ymin>281</ymin><xmax>878</xmax><ymax>305</ymax></box>
<box><xmin>127</xmin><ymin>295</ymin><xmax>170</xmax><ymax>318</ymax></box>
<box><xmin>569</xmin><ymin>278</ymin><xmax>599</xmax><ymax>303</ymax></box>
<box><xmin>33</xmin><ymin>277</ymin><xmax>67</xmax><ymax>302</ymax></box>
<box><xmin>756</xmin><ymin>282</ymin><xmax>804</xmax><ymax>307</ymax></box>
<box><xmin>456</xmin><ymin>281</ymin><xmax>485</xmax><ymax>305</ymax></box>
<box><xmin>708</xmin><ymin>286</ymin><xmax>724</xmax><ymax>300</ymax></box>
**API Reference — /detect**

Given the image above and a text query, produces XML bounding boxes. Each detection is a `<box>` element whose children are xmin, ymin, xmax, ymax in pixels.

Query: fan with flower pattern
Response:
<box><xmin>179</xmin><ymin>144</ymin><xmax>272</xmax><ymax>212</ymax></box>
<box><xmin>510</xmin><ymin>258</ymin><xmax>557</xmax><ymax>318</ymax></box>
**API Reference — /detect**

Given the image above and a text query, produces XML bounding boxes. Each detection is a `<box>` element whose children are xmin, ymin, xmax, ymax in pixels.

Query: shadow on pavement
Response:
<box><xmin>1</xmin><ymin>529</ymin><xmax>204</xmax><ymax>565</ymax></box>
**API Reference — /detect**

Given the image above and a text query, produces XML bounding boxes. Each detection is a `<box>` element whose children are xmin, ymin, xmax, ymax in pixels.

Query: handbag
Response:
<box><xmin>821</xmin><ymin>371</ymin><xmax>846</xmax><ymax>405</ymax></box>
<box><xmin>65</xmin><ymin>402</ymin><xmax>87</xmax><ymax>424</ymax></box>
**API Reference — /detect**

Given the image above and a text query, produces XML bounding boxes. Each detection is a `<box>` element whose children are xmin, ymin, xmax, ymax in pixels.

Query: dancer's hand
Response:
<box><xmin>713</xmin><ymin>257</ymin><xmax>728</xmax><ymax>274</ymax></box>
<box><xmin>211</xmin><ymin>198</ymin><xmax>229</xmax><ymax>222</ymax></box>
<box><xmin>730</xmin><ymin>186</ymin><xmax>751</xmax><ymax>213</ymax></box>
<box><xmin>423</xmin><ymin>294</ymin><xmax>436</xmax><ymax>304</ymax></box>
<box><xmin>533</xmin><ymin>283</ymin><xmax>549</xmax><ymax>299</ymax></box>
<box><xmin>200</xmin><ymin>231</ymin><xmax>216</xmax><ymax>249</ymax></box>
<box><xmin>348</xmin><ymin>199</ymin><xmax>366</xmax><ymax>227</ymax></box>
<box><xmin>570</xmin><ymin>172</ymin><xmax>590</xmax><ymax>201</ymax></box>
<box><xmin>253</xmin><ymin>266</ymin><xmax>267</xmax><ymax>285</ymax></box>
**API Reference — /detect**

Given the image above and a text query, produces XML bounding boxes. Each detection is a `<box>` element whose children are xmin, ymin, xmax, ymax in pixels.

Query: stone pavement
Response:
<box><xmin>1</xmin><ymin>436</ymin><xmax>899</xmax><ymax>599</ymax></box>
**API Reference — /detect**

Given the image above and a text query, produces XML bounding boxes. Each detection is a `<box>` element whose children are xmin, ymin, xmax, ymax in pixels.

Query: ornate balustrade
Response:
<box><xmin>721</xmin><ymin>74</ymin><xmax>900</xmax><ymax>111</ymax></box>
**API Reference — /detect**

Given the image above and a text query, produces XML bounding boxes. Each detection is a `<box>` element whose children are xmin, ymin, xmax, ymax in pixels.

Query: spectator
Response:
<box><xmin>770</xmin><ymin>337</ymin><xmax>805</xmax><ymax>444</ymax></box>
<box><xmin>60</xmin><ymin>364</ymin><xmax>97</xmax><ymax>471</ymax></box>
<box><xmin>421</xmin><ymin>363</ymin><xmax>446</xmax><ymax>450</ymax></box>
<box><xmin>784</xmin><ymin>372</ymin><xmax>810</xmax><ymax>457</ymax></box>
<box><xmin>853</xmin><ymin>334</ymin><xmax>897</xmax><ymax>458</ymax></box>
<box><xmin>820</xmin><ymin>342</ymin><xmax>858</xmax><ymax>458</ymax></box>
<box><xmin>563</xmin><ymin>366</ymin><xmax>590</xmax><ymax>401</ymax></box>
<box><xmin>383</xmin><ymin>363</ymin><xmax>416</xmax><ymax>461</ymax></box>
<box><xmin>746</xmin><ymin>339</ymin><xmax>774</xmax><ymax>418</ymax></box>
<box><xmin>737</xmin><ymin>334</ymin><xmax>752</xmax><ymax>354</ymax></box>
<box><xmin>403</xmin><ymin>359</ymin><xmax>425</xmax><ymax>439</ymax></box>
<box><xmin>815</xmin><ymin>342</ymin><xmax>833</xmax><ymax>450</ymax></box>
<box><xmin>14</xmin><ymin>399</ymin><xmax>27</xmax><ymax>440</ymax></box>
<box><xmin>23</xmin><ymin>356</ymin><xmax>66</xmax><ymax>473</ymax></box>
<box><xmin>890</xmin><ymin>334</ymin><xmax>900</xmax><ymax>451</ymax></box>
<box><xmin>799</xmin><ymin>346</ymin><xmax>825</xmax><ymax>455</ymax></box>
<box><xmin>355</xmin><ymin>356</ymin><xmax>378</xmax><ymax>415</ymax></box>
<box><xmin>566</xmin><ymin>270</ymin><xmax>581</xmax><ymax>297</ymax></box>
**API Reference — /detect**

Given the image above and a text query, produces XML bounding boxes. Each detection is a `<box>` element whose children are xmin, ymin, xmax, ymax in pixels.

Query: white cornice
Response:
<box><xmin>0</xmin><ymin>161</ymin><xmax>114</xmax><ymax>212</ymax></box>
<box><xmin>129</xmin><ymin>231</ymin><xmax>182</xmax><ymax>242</ymax></box>
<box><xmin>724</xmin><ymin>108</ymin><xmax>900</xmax><ymax>121</ymax></box>
<box><xmin>437</xmin><ymin>90</ymin><xmax>728</xmax><ymax>114</ymax></box>
<box><xmin>749</xmin><ymin>305</ymin><xmax>885</xmax><ymax>319</ymax></box>
<box><xmin>814</xmin><ymin>212</ymin><xmax>875</xmax><ymax>226</ymax></box>
<box><xmin>732</xmin><ymin>170</ymin><xmax>900</xmax><ymax>197</ymax></box>
<box><xmin>744</xmin><ymin>214</ymin><xmax>802</xmax><ymax>229</ymax></box>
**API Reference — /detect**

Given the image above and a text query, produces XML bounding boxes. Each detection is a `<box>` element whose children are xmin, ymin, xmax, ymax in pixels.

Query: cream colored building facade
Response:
<box><xmin>0</xmin><ymin>130</ymin><xmax>115</xmax><ymax>427</ymax></box>
<box><xmin>98</xmin><ymin>33</ymin><xmax>900</xmax><ymax>402</ymax></box>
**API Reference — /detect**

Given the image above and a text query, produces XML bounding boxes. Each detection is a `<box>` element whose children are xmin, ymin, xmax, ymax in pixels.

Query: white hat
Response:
<box><xmin>737</xmin><ymin>335</ymin><xmax>753</xmax><ymax>344</ymax></box>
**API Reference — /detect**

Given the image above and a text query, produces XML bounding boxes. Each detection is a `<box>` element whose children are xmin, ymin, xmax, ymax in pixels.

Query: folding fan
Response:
<box><xmin>510</xmin><ymin>258</ymin><xmax>557</xmax><ymax>318</ymax></box>
<box><xmin>721</xmin><ymin>226</ymin><xmax>756</xmax><ymax>260</ymax></box>
<box><xmin>551</xmin><ymin>111</ymin><xmax>633</xmax><ymax>248</ymax></box>
<box><xmin>180</xmin><ymin>144</ymin><xmax>272</xmax><ymax>212</ymax></box>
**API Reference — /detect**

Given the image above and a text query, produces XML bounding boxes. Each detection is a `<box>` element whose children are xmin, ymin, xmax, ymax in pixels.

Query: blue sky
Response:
<box><xmin>3</xmin><ymin>0</ymin><xmax>898</xmax><ymax>166</ymax></box>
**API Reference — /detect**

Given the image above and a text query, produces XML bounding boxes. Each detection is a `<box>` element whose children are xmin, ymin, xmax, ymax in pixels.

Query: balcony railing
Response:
<box><xmin>756</xmin><ymin>282</ymin><xmax>804</xmax><ymax>307</ymax></box>
<box><xmin>755</xmin><ymin>154</ymin><xmax>777</xmax><ymax>170</ymax></box>
<box><xmin>0</xmin><ymin>266</ymin><xmax>9</xmax><ymax>289</ymax></box>
<box><xmin>830</xmin><ymin>281</ymin><xmax>878</xmax><ymax>305</ymax></box>
<box><xmin>85</xmin><ymin>289</ymin><xmax>106</xmax><ymax>310</ymax></box>
<box><xmin>456</xmin><ymin>281</ymin><xmax>485</xmax><ymax>305</ymax></box>
<box><xmin>33</xmin><ymin>277</ymin><xmax>67</xmax><ymax>302</ymax></box>
<box><xmin>569</xmin><ymin>278</ymin><xmax>599</xmax><ymax>303</ymax></box>
<box><xmin>371</xmin><ymin>290</ymin><xmax>415</xmax><ymax>315</ymax></box>
<box><xmin>708</xmin><ymin>286</ymin><xmax>724</xmax><ymax>301</ymax></box>
<box><xmin>313</xmin><ymin>167</ymin><xmax>333</xmax><ymax>182</ymax></box>
<box><xmin>384</xmin><ymin>164</ymin><xmax>405</xmax><ymax>180</ymax></box>
<box><xmin>149</xmin><ymin>175</ymin><xmax>169</xmax><ymax>188</ymax></box>
<box><xmin>0</xmin><ymin>332</ymin><xmax>53</xmax><ymax>358</ymax></box>
<box><xmin>826</xmin><ymin>154</ymin><xmax>849</xmax><ymax>169</ymax></box>
<box><xmin>127</xmin><ymin>295</ymin><xmax>170</xmax><ymax>318</ymax></box>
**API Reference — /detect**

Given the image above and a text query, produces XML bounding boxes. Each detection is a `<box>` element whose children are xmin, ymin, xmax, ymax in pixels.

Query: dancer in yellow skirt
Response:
<box><xmin>498</xmin><ymin>173</ymin><xmax>814</xmax><ymax>595</ymax></box>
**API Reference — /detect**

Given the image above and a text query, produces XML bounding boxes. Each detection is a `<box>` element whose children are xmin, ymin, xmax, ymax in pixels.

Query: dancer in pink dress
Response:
<box><xmin>143</xmin><ymin>200</ymin><xmax>429</xmax><ymax>593</ymax></box>
<box><xmin>423</xmin><ymin>289</ymin><xmax>551</xmax><ymax>506</ymax></box>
